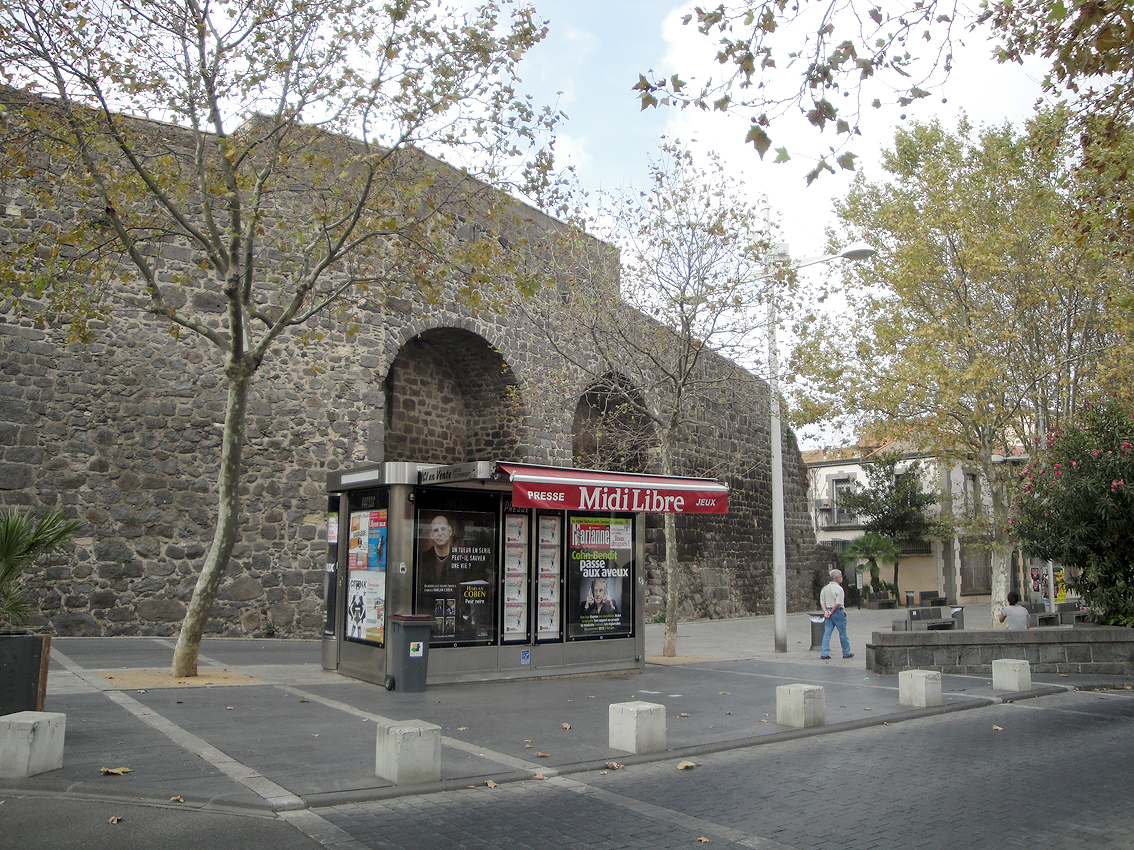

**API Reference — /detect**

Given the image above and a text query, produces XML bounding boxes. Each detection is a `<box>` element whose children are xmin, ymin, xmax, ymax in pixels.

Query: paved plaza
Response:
<box><xmin>3</xmin><ymin>609</ymin><xmax>1131</xmax><ymax>849</ymax></box>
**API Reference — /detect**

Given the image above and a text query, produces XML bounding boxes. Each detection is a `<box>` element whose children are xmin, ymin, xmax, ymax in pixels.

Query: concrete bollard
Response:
<box><xmin>609</xmin><ymin>701</ymin><xmax>666</xmax><ymax>755</ymax></box>
<box><xmin>992</xmin><ymin>658</ymin><xmax>1032</xmax><ymax>692</ymax></box>
<box><xmin>776</xmin><ymin>684</ymin><xmax>825</xmax><ymax>729</ymax></box>
<box><xmin>375</xmin><ymin>719</ymin><xmax>441</xmax><ymax>785</ymax></box>
<box><xmin>0</xmin><ymin>711</ymin><xmax>66</xmax><ymax>778</ymax></box>
<box><xmin>899</xmin><ymin>670</ymin><xmax>942</xmax><ymax>707</ymax></box>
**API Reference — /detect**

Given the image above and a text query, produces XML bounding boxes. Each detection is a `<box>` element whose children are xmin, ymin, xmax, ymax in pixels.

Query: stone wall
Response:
<box><xmin>866</xmin><ymin>626</ymin><xmax>1134</xmax><ymax>675</ymax></box>
<box><xmin>0</xmin><ymin>107</ymin><xmax>826</xmax><ymax>638</ymax></box>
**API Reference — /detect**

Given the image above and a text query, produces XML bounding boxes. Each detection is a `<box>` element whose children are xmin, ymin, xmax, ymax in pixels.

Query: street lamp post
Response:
<box><xmin>769</xmin><ymin>242</ymin><xmax>875</xmax><ymax>653</ymax></box>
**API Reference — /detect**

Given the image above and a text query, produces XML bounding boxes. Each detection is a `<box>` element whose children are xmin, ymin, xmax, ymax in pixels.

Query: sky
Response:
<box><xmin>517</xmin><ymin>0</ymin><xmax>1053</xmax><ymax>256</ymax></box>
<box><xmin>514</xmin><ymin>1</ymin><xmax>1055</xmax><ymax>447</ymax></box>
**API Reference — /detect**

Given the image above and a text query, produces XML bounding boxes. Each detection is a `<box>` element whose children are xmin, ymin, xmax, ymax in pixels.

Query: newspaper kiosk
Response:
<box><xmin>321</xmin><ymin>461</ymin><xmax>728</xmax><ymax>686</ymax></box>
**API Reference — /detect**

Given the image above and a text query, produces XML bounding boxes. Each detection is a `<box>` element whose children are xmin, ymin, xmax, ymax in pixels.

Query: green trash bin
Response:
<box><xmin>385</xmin><ymin>614</ymin><xmax>433</xmax><ymax>692</ymax></box>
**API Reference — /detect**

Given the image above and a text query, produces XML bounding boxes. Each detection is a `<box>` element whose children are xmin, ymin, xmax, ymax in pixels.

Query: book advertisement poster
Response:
<box><xmin>416</xmin><ymin>508</ymin><xmax>497</xmax><ymax>644</ymax></box>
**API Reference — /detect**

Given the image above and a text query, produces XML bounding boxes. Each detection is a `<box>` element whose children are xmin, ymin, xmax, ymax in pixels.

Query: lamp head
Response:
<box><xmin>838</xmin><ymin>242</ymin><xmax>876</xmax><ymax>261</ymax></box>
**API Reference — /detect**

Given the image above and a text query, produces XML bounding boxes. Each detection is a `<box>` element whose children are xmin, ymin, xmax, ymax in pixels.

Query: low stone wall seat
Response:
<box><xmin>866</xmin><ymin>625</ymin><xmax>1134</xmax><ymax>675</ymax></box>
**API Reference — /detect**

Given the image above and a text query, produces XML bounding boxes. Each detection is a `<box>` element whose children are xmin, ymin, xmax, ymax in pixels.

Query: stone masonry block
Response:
<box><xmin>776</xmin><ymin>684</ymin><xmax>825</xmax><ymax>729</ymax></box>
<box><xmin>0</xmin><ymin>711</ymin><xmax>66</xmax><ymax>778</ymax></box>
<box><xmin>899</xmin><ymin>670</ymin><xmax>942</xmax><ymax>708</ymax></box>
<box><xmin>375</xmin><ymin>719</ymin><xmax>441</xmax><ymax>785</ymax></box>
<box><xmin>609</xmin><ymin>701</ymin><xmax>666</xmax><ymax>755</ymax></box>
<box><xmin>992</xmin><ymin>658</ymin><xmax>1031</xmax><ymax>692</ymax></box>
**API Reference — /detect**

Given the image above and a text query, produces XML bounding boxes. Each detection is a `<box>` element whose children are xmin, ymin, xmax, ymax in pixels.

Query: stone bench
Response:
<box><xmin>0</xmin><ymin>711</ymin><xmax>65</xmax><ymax>778</ymax></box>
<box><xmin>375</xmin><ymin>719</ymin><xmax>441</xmax><ymax>785</ymax></box>
<box><xmin>893</xmin><ymin>607</ymin><xmax>959</xmax><ymax>632</ymax></box>
<box><xmin>992</xmin><ymin>658</ymin><xmax>1032</xmax><ymax>692</ymax></box>
<box><xmin>899</xmin><ymin>670</ymin><xmax>942</xmax><ymax>707</ymax></box>
<box><xmin>776</xmin><ymin>684</ymin><xmax>825</xmax><ymax>728</ymax></box>
<box><xmin>609</xmin><ymin>701</ymin><xmax>666</xmax><ymax>755</ymax></box>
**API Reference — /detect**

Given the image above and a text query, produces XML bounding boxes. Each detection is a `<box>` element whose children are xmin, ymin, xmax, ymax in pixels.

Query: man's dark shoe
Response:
<box><xmin>843</xmin><ymin>653</ymin><xmax>855</xmax><ymax>659</ymax></box>
<box><xmin>820</xmin><ymin>655</ymin><xmax>830</xmax><ymax>660</ymax></box>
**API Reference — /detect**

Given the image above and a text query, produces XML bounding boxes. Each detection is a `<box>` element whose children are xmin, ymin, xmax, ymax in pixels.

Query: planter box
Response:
<box><xmin>0</xmin><ymin>634</ymin><xmax>51</xmax><ymax>715</ymax></box>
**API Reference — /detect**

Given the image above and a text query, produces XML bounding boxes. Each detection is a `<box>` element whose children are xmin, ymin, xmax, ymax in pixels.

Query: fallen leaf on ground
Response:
<box><xmin>883</xmin><ymin>722</ymin><xmax>891</xmax><ymax>726</ymax></box>
<box><xmin>458</xmin><ymin>726</ymin><xmax>469</xmax><ymax>731</ymax></box>
<box><xmin>863</xmin><ymin>707</ymin><xmax>872</xmax><ymax>711</ymax></box>
<box><xmin>137</xmin><ymin>689</ymin><xmax>146</xmax><ymax>694</ymax></box>
<box><xmin>561</xmin><ymin>723</ymin><xmax>571</xmax><ymax>730</ymax></box>
<box><xmin>760</xmin><ymin>719</ymin><xmax>768</xmax><ymax>723</ymax></box>
<box><xmin>677</xmin><ymin>760</ymin><xmax>698</xmax><ymax>770</ymax></box>
<box><xmin>725</xmin><ymin>711</ymin><xmax>733</xmax><ymax>715</ymax></box>
<box><xmin>524</xmin><ymin>743</ymin><xmax>532</xmax><ymax>748</ymax></box>
<box><xmin>763</xmin><ymin>714</ymin><xmax>770</xmax><ymax>717</ymax></box>
<box><xmin>719</xmin><ymin>692</ymin><xmax>730</xmax><ymax>695</ymax></box>
<box><xmin>679</xmin><ymin>712</ymin><xmax>690</xmax><ymax>718</ymax></box>
<box><xmin>312</xmin><ymin>734</ymin><xmax>319</xmax><ymax>737</ymax></box>
<box><xmin>226</xmin><ymin>706</ymin><xmax>234</xmax><ymax>711</ymax></box>
<box><xmin>100</xmin><ymin>767</ymin><xmax>132</xmax><ymax>776</ymax></box>
<box><xmin>532</xmin><ymin>774</ymin><xmax>547</xmax><ymax>780</ymax></box>
<box><xmin>108</xmin><ymin>816</ymin><xmax>123</xmax><ymax>824</ymax></box>
<box><xmin>600</xmin><ymin>770</ymin><xmax>608</xmax><ymax>775</ymax></box>
<box><xmin>299</xmin><ymin>697</ymin><xmax>309</xmax><ymax>702</ymax></box>
<box><xmin>993</xmin><ymin>725</ymin><xmax>1003</xmax><ymax>731</ymax></box>
<box><xmin>486</xmin><ymin>780</ymin><xmax>497</xmax><ymax>788</ymax></box>
<box><xmin>169</xmin><ymin>796</ymin><xmax>184</xmax><ymax>803</ymax></box>
<box><xmin>605</xmin><ymin>762</ymin><xmax>625</xmax><ymax>770</ymax></box>
<box><xmin>537</xmin><ymin>751</ymin><xmax>550</xmax><ymax>758</ymax></box>
<box><xmin>698</xmin><ymin>838</ymin><xmax>710</xmax><ymax>843</ymax></box>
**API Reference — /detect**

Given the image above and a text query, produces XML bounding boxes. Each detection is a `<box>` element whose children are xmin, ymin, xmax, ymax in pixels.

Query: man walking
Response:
<box><xmin>820</xmin><ymin>568</ymin><xmax>854</xmax><ymax>660</ymax></box>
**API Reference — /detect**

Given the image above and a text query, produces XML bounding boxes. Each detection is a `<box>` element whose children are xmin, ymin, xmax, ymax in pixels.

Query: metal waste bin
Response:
<box><xmin>951</xmin><ymin>606</ymin><xmax>965</xmax><ymax>630</ymax></box>
<box><xmin>385</xmin><ymin>614</ymin><xmax>433</xmax><ymax>692</ymax></box>
<box><xmin>905</xmin><ymin>591</ymin><xmax>915</xmax><ymax>608</ymax></box>
<box><xmin>810</xmin><ymin>614</ymin><xmax>826</xmax><ymax>650</ymax></box>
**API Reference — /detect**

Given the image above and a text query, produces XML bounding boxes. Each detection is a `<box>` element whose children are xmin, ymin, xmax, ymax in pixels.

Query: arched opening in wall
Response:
<box><xmin>572</xmin><ymin>374</ymin><xmax>655</xmax><ymax>473</ymax></box>
<box><xmin>384</xmin><ymin>328</ymin><xmax>523</xmax><ymax>464</ymax></box>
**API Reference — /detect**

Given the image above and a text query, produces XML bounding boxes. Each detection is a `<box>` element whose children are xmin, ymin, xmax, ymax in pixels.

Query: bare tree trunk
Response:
<box><xmin>662</xmin><ymin>510</ymin><xmax>679</xmax><ymax>657</ymax></box>
<box><xmin>170</xmin><ymin>369</ymin><xmax>249</xmax><ymax>677</ymax></box>
<box><xmin>989</xmin><ymin>545</ymin><xmax>1011</xmax><ymax>629</ymax></box>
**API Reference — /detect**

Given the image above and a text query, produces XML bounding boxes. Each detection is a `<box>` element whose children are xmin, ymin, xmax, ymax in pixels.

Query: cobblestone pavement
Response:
<box><xmin>321</xmin><ymin>688</ymin><xmax>1134</xmax><ymax>850</ymax></box>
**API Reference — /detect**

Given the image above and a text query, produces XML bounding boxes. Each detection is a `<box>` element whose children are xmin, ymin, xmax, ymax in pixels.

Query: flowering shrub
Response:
<box><xmin>1014</xmin><ymin>399</ymin><xmax>1134</xmax><ymax>626</ymax></box>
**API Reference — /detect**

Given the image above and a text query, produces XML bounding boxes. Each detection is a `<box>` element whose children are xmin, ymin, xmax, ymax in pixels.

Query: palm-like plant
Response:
<box><xmin>0</xmin><ymin>508</ymin><xmax>80</xmax><ymax>627</ymax></box>
<box><xmin>840</xmin><ymin>532</ymin><xmax>903</xmax><ymax>596</ymax></box>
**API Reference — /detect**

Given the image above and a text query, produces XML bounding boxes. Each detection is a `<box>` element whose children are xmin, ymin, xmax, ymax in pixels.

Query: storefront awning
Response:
<box><xmin>496</xmin><ymin>463</ymin><xmax>728</xmax><ymax>514</ymax></box>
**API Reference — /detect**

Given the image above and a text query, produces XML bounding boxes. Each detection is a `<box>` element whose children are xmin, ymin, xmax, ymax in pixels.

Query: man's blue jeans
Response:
<box><xmin>821</xmin><ymin>609</ymin><xmax>851</xmax><ymax>657</ymax></box>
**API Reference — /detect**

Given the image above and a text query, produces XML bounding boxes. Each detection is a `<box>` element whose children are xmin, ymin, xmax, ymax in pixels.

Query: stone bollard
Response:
<box><xmin>992</xmin><ymin>658</ymin><xmax>1032</xmax><ymax>692</ymax></box>
<box><xmin>776</xmin><ymin>684</ymin><xmax>825</xmax><ymax>729</ymax></box>
<box><xmin>0</xmin><ymin>711</ymin><xmax>66</xmax><ymax>778</ymax></box>
<box><xmin>899</xmin><ymin>670</ymin><xmax>942</xmax><ymax>708</ymax></box>
<box><xmin>375</xmin><ymin>719</ymin><xmax>441</xmax><ymax>785</ymax></box>
<box><xmin>609</xmin><ymin>701</ymin><xmax>666</xmax><ymax>755</ymax></box>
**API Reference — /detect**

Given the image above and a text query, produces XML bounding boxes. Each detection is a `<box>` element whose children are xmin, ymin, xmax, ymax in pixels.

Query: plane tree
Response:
<box><xmin>0</xmin><ymin>0</ymin><xmax>559</xmax><ymax>675</ymax></box>
<box><xmin>789</xmin><ymin>109</ymin><xmax>1125</xmax><ymax>624</ymax></box>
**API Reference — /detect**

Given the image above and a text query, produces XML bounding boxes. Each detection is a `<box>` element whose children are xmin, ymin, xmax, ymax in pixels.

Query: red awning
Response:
<box><xmin>497</xmin><ymin>463</ymin><xmax>728</xmax><ymax>514</ymax></box>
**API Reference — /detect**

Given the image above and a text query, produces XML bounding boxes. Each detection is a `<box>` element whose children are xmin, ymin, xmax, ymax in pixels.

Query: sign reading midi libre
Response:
<box><xmin>514</xmin><ymin>482</ymin><xmax>727</xmax><ymax>514</ymax></box>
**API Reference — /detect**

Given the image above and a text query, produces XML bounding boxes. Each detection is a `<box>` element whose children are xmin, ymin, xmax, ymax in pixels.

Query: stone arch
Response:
<box><xmin>571</xmin><ymin>373</ymin><xmax>656</xmax><ymax>473</ymax></box>
<box><xmin>383</xmin><ymin>327</ymin><xmax>523</xmax><ymax>463</ymax></box>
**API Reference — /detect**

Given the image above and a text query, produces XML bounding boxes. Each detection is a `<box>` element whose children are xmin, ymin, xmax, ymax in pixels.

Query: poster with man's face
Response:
<box><xmin>566</xmin><ymin>515</ymin><xmax>633</xmax><ymax>638</ymax></box>
<box><xmin>415</xmin><ymin>508</ymin><xmax>496</xmax><ymax>644</ymax></box>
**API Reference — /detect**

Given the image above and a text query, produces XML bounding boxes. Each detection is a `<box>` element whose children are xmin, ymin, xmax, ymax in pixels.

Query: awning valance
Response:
<box><xmin>496</xmin><ymin>463</ymin><xmax>728</xmax><ymax>514</ymax></box>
